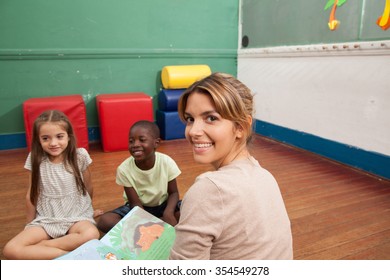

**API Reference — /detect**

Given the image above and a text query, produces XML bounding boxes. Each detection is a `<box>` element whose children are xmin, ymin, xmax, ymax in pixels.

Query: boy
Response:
<box><xmin>97</xmin><ymin>120</ymin><xmax>181</xmax><ymax>233</ymax></box>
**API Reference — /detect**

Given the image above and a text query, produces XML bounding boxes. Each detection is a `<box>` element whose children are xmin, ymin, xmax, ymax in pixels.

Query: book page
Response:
<box><xmin>100</xmin><ymin>206</ymin><xmax>176</xmax><ymax>260</ymax></box>
<box><xmin>56</xmin><ymin>239</ymin><xmax>124</xmax><ymax>260</ymax></box>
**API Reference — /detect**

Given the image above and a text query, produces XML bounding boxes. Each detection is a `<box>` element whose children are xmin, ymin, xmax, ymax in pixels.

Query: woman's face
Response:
<box><xmin>183</xmin><ymin>91</ymin><xmax>243</xmax><ymax>169</ymax></box>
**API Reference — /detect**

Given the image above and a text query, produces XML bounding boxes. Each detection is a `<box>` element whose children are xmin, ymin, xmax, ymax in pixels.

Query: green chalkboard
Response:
<box><xmin>241</xmin><ymin>0</ymin><xmax>390</xmax><ymax>48</ymax></box>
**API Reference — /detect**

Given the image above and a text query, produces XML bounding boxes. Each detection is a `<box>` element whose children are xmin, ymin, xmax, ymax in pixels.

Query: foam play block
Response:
<box><xmin>23</xmin><ymin>94</ymin><xmax>89</xmax><ymax>151</ymax></box>
<box><xmin>161</xmin><ymin>65</ymin><xmax>211</xmax><ymax>89</ymax></box>
<box><xmin>158</xmin><ymin>89</ymin><xmax>185</xmax><ymax>112</ymax></box>
<box><xmin>96</xmin><ymin>93</ymin><xmax>153</xmax><ymax>152</ymax></box>
<box><xmin>156</xmin><ymin>110</ymin><xmax>185</xmax><ymax>140</ymax></box>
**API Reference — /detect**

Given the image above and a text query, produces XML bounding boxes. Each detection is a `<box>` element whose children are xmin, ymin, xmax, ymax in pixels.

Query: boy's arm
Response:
<box><xmin>25</xmin><ymin>174</ymin><xmax>36</xmax><ymax>223</ymax></box>
<box><xmin>124</xmin><ymin>186</ymin><xmax>143</xmax><ymax>208</ymax></box>
<box><xmin>162</xmin><ymin>179</ymin><xmax>180</xmax><ymax>226</ymax></box>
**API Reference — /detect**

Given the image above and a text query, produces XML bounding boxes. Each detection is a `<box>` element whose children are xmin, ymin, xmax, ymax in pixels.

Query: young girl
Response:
<box><xmin>169</xmin><ymin>73</ymin><xmax>293</xmax><ymax>260</ymax></box>
<box><xmin>3</xmin><ymin>110</ymin><xmax>100</xmax><ymax>259</ymax></box>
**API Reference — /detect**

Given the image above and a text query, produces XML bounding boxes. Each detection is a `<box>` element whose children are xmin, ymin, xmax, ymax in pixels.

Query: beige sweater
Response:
<box><xmin>170</xmin><ymin>156</ymin><xmax>293</xmax><ymax>260</ymax></box>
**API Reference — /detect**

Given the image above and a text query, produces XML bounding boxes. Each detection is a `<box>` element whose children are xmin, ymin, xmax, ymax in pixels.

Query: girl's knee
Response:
<box><xmin>70</xmin><ymin>221</ymin><xmax>100</xmax><ymax>243</ymax></box>
<box><xmin>83</xmin><ymin>224</ymin><xmax>100</xmax><ymax>241</ymax></box>
<box><xmin>3</xmin><ymin>240</ymin><xmax>21</xmax><ymax>260</ymax></box>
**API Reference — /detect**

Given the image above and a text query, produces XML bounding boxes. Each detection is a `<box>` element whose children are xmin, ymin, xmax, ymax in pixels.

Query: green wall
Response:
<box><xmin>0</xmin><ymin>0</ymin><xmax>238</xmax><ymax>149</ymax></box>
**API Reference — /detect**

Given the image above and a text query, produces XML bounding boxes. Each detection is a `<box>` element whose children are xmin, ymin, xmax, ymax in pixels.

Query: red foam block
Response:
<box><xmin>96</xmin><ymin>93</ymin><xmax>153</xmax><ymax>152</ymax></box>
<box><xmin>23</xmin><ymin>94</ymin><xmax>89</xmax><ymax>151</ymax></box>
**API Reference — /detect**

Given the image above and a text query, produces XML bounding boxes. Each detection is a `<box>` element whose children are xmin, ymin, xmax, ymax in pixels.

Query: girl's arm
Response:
<box><xmin>162</xmin><ymin>179</ymin><xmax>180</xmax><ymax>226</ymax></box>
<box><xmin>83</xmin><ymin>166</ymin><xmax>104</xmax><ymax>217</ymax></box>
<box><xmin>83</xmin><ymin>167</ymin><xmax>93</xmax><ymax>198</ymax></box>
<box><xmin>25</xmin><ymin>174</ymin><xmax>36</xmax><ymax>223</ymax></box>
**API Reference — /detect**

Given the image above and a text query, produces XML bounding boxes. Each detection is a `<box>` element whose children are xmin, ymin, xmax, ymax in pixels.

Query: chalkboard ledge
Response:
<box><xmin>238</xmin><ymin>40</ymin><xmax>390</xmax><ymax>58</ymax></box>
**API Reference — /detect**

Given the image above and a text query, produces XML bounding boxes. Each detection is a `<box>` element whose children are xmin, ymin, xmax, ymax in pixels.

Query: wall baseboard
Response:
<box><xmin>0</xmin><ymin>133</ymin><xmax>26</xmax><ymax>150</ymax></box>
<box><xmin>255</xmin><ymin>119</ymin><xmax>390</xmax><ymax>180</ymax></box>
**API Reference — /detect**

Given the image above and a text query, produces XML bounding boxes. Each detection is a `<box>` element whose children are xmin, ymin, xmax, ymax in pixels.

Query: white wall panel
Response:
<box><xmin>238</xmin><ymin>42</ymin><xmax>390</xmax><ymax>155</ymax></box>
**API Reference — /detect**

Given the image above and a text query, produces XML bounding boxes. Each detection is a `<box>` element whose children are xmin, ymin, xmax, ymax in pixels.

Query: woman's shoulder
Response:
<box><xmin>192</xmin><ymin>171</ymin><xmax>219</xmax><ymax>191</ymax></box>
<box><xmin>200</xmin><ymin>157</ymin><xmax>271</xmax><ymax>182</ymax></box>
<box><xmin>186</xmin><ymin>172</ymin><xmax>219</xmax><ymax>200</ymax></box>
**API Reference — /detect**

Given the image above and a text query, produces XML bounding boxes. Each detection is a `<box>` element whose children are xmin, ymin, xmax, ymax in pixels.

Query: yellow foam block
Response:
<box><xmin>161</xmin><ymin>65</ymin><xmax>211</xmax><ymax>89</ymax></box>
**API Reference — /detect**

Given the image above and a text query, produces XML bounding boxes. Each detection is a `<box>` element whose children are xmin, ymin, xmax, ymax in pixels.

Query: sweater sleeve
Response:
<box><xmin>170</xmin><ymin>176</ymin><xmax>224</xmax><ymax>260</ymax></box>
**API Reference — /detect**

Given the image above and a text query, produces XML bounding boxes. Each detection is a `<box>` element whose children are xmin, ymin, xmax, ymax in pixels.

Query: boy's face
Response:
<box><xmin>128</xmin><ymin>126</ymin><xmax>159</xmax><ymax>163</ymax></box>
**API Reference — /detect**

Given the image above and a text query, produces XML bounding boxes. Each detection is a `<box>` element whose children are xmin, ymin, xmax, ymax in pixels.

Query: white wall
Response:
<box><xmin>237</xmin><ymin>41</ymin><xmax>390</xmax><ymax>156</ymax></box>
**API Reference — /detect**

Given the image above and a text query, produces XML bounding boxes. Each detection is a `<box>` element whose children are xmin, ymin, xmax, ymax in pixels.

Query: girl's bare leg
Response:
<box><xmin>3</xmin><ymin>226</ymin><xmax>67</xmax><ymax>260</ymax></box>
<box><xmin>40</xmin><ymin>220</ymin><xmax>99</xmax><ymax>251</ymax></box>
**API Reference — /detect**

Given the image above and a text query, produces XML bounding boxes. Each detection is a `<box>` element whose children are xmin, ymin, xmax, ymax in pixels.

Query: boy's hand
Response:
<box><xmin>162</xmin><ymin>212</ymin><xmax>178</xmax><ymax>227</ymax></box>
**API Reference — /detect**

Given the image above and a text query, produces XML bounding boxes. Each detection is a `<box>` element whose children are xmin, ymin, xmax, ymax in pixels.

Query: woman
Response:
<box><xmin>169</xmin><ymin>73</ymin><xmax>293</xmax><ymax>260</ymax></box>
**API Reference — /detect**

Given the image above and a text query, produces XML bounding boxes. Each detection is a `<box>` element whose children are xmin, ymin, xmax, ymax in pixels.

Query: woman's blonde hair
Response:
<box><xmin>178</xmin><ymin>72</ymin><xmax>254</xmax><ymax>145</ymax></box>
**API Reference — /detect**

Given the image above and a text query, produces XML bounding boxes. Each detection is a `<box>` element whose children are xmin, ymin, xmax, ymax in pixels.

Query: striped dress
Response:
<box><xmin>24</xmin><ymin>148</ymin><xmax>95</xmax><ymax>238</ymax></box>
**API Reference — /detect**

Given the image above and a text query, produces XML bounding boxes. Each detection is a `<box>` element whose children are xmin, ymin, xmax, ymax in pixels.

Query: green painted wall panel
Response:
<box><xmin>0</xmin><ymin>0</ymin><xmax>237</xmax><ymax>50</ymax></box>
<box><xmin>0</xmin><ymin>57</ymin><xmax>237</xmax><ymax>134</ymax></box>
<box><xmin>0</xmin><ymin>0</ymin><xmax>239</xmax><ymax>141</ymax></box>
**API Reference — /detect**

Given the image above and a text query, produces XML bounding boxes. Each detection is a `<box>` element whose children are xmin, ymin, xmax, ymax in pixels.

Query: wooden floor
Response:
<box><xmin>0</xmin><ymin>134</ymin><xmax>389</xmax><ymax>260</ymax></box>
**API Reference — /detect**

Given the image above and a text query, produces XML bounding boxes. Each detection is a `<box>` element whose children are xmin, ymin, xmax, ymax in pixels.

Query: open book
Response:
<box><xmin>57</xmin><ymin>206</ymin><xmax>176</xmax><ymax>260</ymax></box>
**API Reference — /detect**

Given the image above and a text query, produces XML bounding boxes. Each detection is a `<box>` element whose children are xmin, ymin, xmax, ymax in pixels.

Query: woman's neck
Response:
<box><xmin>214</xmin><ymin>147</ymin><xmax>250</xmax><ymax>170</ymax></box>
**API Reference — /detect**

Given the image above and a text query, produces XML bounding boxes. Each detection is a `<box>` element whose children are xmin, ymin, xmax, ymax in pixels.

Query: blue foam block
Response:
<box><xmin>158</xmin><ymin>89</ymin><xmax>185</xmax><ymax>111</ymax></box>
<box><xmin>156</xmin><ymin>110</ymin><xmax>186</xmax><ymax>140</ymax></box>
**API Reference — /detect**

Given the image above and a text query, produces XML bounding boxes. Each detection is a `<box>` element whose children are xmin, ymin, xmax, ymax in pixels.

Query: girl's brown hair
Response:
<box><xmin>29</xmin><ymin>110</ymin><xmax>87</xmax><ymax>205</ymax></box>
<box><xmin>178</xmin><ymin>72</ymin><xmax>254</xmax><ymax>145</ymax></box>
